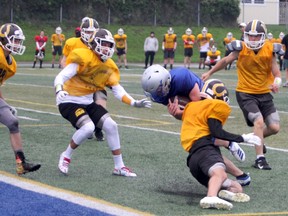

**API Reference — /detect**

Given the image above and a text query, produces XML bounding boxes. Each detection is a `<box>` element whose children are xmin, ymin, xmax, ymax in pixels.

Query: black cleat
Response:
<box><xmin>16</xmin><ymin>159</ymin><xmax>41</xmax><ymax>175</ymax></box>
<box><xmin>95</xmin><ymin>129</ymin><xmax>105</xmax><ymax>141</ymax></box>
<box><xmin>253</xmin><ymin>157</ymin><xmax>271</xmax><ymax>170</ymax></box>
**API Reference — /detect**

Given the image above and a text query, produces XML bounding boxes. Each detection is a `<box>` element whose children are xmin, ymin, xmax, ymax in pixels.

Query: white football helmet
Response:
<box><xmin>167</xmin><ymin>27</ymin><xmax>174</xmax><ymax>34</ymax></box>
<box><xmin>202</xmin><ymin>27</ymin><xmax>208</xmax><ymax>36</ymax></box>
<box><xmin>0</xmin><ymin>23</ymin><xmax>26</xmax><ymax>55</ymax></box>
<box><xmin>267</xmin><ymin>32</ymin><xmax>273</xmax><ymax>40</ymax></box>
<box><xmin>227</xmin><ymin>32</ymin><xmax>233</xmax><ymax>39</ymax></box>
<box><xmin>201</xmin><ymin>79</ymin><xmax>229</xmax><ymax>104</ymax></box>
<box><xmin>88</xmin><ymin>28</ymin><xmax>115</xmax><ymax>62</ymax></box>
<box><xmin>239</xmin><ymin>22</ymin><xmax>246</xmax><ymax>28</ymax></box>
<box><xmin>211</xmin><ymin>45</ymin><xmax>217</xmax><ymax>53</ymax></box>
<box><xmin>80</xmin><ymin>17</ymin><xmax>99</xmax><ymax>43</ymax></box>
<box><xmin>118</xmin><ymin>28</ymin><xmax>124</xmax><ymax>36</ymax></box>
<box><xmin>55</xmin><ymin>27</ymin><xmax>62</xmax><ymax>34</ymax></box>
<box><xmin>186</xmin><ymin>28</ymin><xmax>192</xmax><ymax>36</ymax></box>
<box><xmin>244</xmin><ymin>19</ymin><xmax>267</xmax><ymax>50</ymax></box>
<box><xmin>279</xmin><ymin>32</ymin><xmax>285</xmax><ymax>40</ymax></box>
<box><xmin>141</xmin><ymin>64</ymin><xmax>171</xmax><ymax>103</ymax></box>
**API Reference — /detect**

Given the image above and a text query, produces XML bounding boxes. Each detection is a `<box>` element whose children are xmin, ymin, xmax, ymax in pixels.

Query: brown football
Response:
<box><xmin>169</xmin><ymin>95</ymin><xmax>191</xmax><ymax>110</ymax></box>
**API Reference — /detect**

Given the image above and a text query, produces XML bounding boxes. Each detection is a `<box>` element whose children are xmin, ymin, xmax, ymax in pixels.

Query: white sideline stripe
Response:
<box><xmin>17</xmin><ymin>116</ymin><xmax>40</xmax><ymax>121</ymax></box>
<box><xmin>0</xmin><ymin>172</ymin><xmax>151</xmax><ymax>216</ymax></box>
<box><xmin>16</xmin><ymin>107</ymin><xmax>288</xmax><ymax>153</ymax></box>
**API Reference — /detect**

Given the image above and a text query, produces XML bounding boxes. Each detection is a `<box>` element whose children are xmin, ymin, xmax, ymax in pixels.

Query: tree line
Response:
<box><xmin>0</xmin><ymin>0</ymin><xmax>240</xmax><ymax>27</ymax></box>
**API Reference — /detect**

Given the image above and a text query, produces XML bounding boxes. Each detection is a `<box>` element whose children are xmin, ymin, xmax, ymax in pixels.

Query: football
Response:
<box><xmin>169</xmin><ymin>95</ymin><xmax>191</xmax><ymax>110</ymax></box>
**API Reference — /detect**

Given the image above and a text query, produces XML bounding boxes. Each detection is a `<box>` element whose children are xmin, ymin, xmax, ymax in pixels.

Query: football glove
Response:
<box><xmin>56</xmin><ymin>90</ymin><xmax>69</xmax><ymax>101</ymax></box>
<box><xmin>133</xmin><ymin>98</ymin><xmax>151</xmax><ymax>108</ymax></box>
<box><xmin>242</xmin><ymin>133</ymin><xmax>261</xmax><ymax>146</ymax></box>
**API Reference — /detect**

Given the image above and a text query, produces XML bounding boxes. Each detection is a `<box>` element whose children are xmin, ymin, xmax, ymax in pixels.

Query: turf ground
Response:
<box><xmin>1</xmin><ymin>63</ymin><xmax>288</xmax><ymax>215</ymax></box>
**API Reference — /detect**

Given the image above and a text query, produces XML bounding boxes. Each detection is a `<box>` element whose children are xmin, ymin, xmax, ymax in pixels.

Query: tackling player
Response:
<box><xmin>54</xmin><ymin>28</ymin><xmax>151</xmax><ymax>177</ymax></box>
<box><xmin>0</xmin><ymin>23</ymin><xmax>41</xmax><ymax>175</ymax></box>
<box><xmin>202</xmin><ymin>19</ymin><xmax>283</xmax><ymax>170</ymax></box>
<box><xmin>181</xmin><ymin>79</ymin><xmax>260</xmax><ymax>210</ymax></box>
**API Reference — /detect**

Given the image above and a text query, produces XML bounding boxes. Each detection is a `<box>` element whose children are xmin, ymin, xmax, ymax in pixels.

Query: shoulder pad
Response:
<box><xmin>226</xmin><ymin>40</ymin><xmax>243</xmax><ymax>52</ymax></box>
<box><xmin>273</xmin><ymin>43</ymin><xmax>285</xmax><ymax>55</ymax></box>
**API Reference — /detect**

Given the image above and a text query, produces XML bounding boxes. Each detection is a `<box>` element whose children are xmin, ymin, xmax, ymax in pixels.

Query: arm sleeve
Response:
<box><xmin>208</xmin><ymin>118</ymin><xmax>244</xmax><ymax>142</ymax></box>
<box><xmin>54</xmin><ymin>63</ymin><xmax>78</xmax><ymax>87</ymax></box>
<box><xmin>111</xmin><ymin>84</ymin><xmax>135</xmax><ymax>106</ymax></box>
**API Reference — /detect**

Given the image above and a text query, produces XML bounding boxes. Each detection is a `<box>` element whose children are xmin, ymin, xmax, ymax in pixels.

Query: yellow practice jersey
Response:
<box><xmin>181</xmin><ymin>99</ymin><xmax>230</xmax><ymax>152</ymax></box>
<box><xmin>266</xmin><ymin>38</ymin><xmax>276</xmax><ymax>43</ymax></box>
<box><xmin>207</xmin><ymin>50</ymin><xmax>221</xmax><ymax>60</ymax></box>
<box><xmin>197</xmin><ymin>33</ymin><xmax>213</xmax><ymax>46</ymax></box>
<box><xmin>182</xmin><ymin>34</ymin><xmax>195</xmax><ymax>48</ymax></box>
<box><xmin>51</xmin><ymin>33</ymin><xmax>65</xmax><ymax>46</ymax></box>
<box><xmin>64</xmin><ymin>48</ymin><xmax>120</xmax><ymax>96</ymax></box>
<box><xmin>163</xmin><ymin>34</ymin><xmax>177</xmax><ymax>49</ymax></box>
<box><xmin>0</xmin><ymin>48</ymin><xmax>17</xmax><ymax>85</ymax></box>
<box><xmin>114</xmin><ymin>34</ymin><xmax>127</xmax><ymax>49</ymax></box>
<box><xmin>63</xmin><ymin>37</ymin><xmax>88</xmax><ymax>57</ymax></box>
<box><xmin>236</xmin><ymin>41</ymin><xmax>274</xmax><ymax>94</ymax></box>
<box><xmin>223</xmin><ymin>37</ymin><xmax>236</xmax><ymax>45</ymax></box>
<box><xmin>274</xmin><ymin>38</ymin><xmax>282</xmax><ymax>43</ymax></box>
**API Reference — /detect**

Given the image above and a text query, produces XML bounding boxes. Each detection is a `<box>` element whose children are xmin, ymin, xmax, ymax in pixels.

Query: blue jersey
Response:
<box><xmin>157</xmin><ymin>67</ymin><xmax>203</xmax><ymax>105</ymax></box>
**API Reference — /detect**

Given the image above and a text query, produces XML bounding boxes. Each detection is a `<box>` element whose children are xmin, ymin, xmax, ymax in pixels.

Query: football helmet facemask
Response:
<box><xmin>186</xmin><ymin>28</ymin><xmax>192</xmax><ymax>36</ymax></box>
<box><xmin>80</xmin><ymin>17</ymin><xmax>99</xmax><ymax>43</ymax></box>
<box><xmin>0</xmin><ymin>23</ymin><xmax>26</xmax><ymax>55</ymax></box>
<box><xmin>200</xmin><ymin>79</ymin><xmax>230</xmax><ymax>104</ymax></box>
<box><xmin>88</xmin><ymin>28</ymin><xmax>115</xmax><ymax>62</ymax></box>
<box><xmin>141</xmin><ymin>64</ymin><xmax>171</xmax><ymax>103</ymax></box>
<box><xmin>244</xmin><ymin>19</ymin><xmax>267</xmax><ymax>50</ymax></box>
<box><xmin>118</xmin><ymin>28</ymin><xmax>124</xmax><ymax>36</ymax></box>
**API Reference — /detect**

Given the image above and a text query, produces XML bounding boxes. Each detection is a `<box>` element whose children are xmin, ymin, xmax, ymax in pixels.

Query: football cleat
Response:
<box><xmin>95</xmin><ymin>129</ymin><xmax>105</xmax><ymax>141</ymax></box>
<box><xmin>253</xmin><ymin>157</ymin><xmax>271</xmax><ymax>170</ymax></box>
<box><xmin>113</xmin><ymin>167</ymin><xmax>137</xmax><ymax>177</ymax></box>
<box><xmin>58</xmin><ymin>152</ymin><xmax>71</xmax><ymax>174</ymax></box>
<box><xmin>16</xmin><ymin>158</ymin><xmax>41</xmax><ymax>175</ymax></box>
<box><xmin>236</xmin><ymin>173</ymin><xmax>251</xmax><ymax>186</ymax></box>
<box><xmin>200</xmin><ymin>196</ymin><xmax>233</xmax><ymax>210</ymax></box>
<box><xmin>229</xmin><ymin>142</ymin><xmax>245</xmax><ymax>162</ymax></box>
<box><xmin>218</xmin><ymin>190</ymin><xmax>250</xmax><ymax>202</ymax></box>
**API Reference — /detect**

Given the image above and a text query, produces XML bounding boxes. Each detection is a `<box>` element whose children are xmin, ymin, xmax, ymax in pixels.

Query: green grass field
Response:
<box><xmin>1</xmin><ymin>65</ymin><xmax>288</xmax><ymax>215</ymax></box>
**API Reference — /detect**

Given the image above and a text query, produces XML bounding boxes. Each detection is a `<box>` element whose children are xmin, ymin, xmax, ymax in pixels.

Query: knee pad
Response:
<box><xmin>72</xmin><ymin>121</ymin><xmax>95</xmax><ymax>145</ymax></box>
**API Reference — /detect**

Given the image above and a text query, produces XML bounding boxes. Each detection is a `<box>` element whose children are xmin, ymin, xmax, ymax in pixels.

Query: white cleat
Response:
<box><xmin>218</xmin><ymin>190</ymin><xmax>250</xmax><ymax>202</ymax></box>
<box><xmin>58</xmin><ymin>152</ymin><xmax>70</xmax><ymax>174</ymax></box>
<box><xmin>200</xmin><ymin>196</ymin><xmax>233</xmax><ymax>210</ymax></box>
<box><xmin>113</xmin><ymin>167</ymin><xmax>137</xmax><ymax>177</ymax></box>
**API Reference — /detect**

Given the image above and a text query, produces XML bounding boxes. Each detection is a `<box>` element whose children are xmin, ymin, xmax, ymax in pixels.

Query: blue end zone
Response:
<box><xmin>0</xmin><ymin>181</ymin><xmax>113</xmax><ymax>216</ymax></box>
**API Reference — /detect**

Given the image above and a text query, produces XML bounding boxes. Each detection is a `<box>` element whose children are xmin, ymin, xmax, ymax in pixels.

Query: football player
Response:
<box><xmin>142</xmin><ymin>65</ymin><xmax>251</xmax><ymax>186</ymax></box>
<box><xmin>114</xmin><ymin>28</ymin><xmax>128</xmax><ymax>69</ymax></box>
<box><xmin>202</xmin><ymin>19</ymin><xmax>283</xmax><ymax>170</ymax></box>
<box><xmin>162</xmin><ymin>27</ymin><xmax>177</xmax><ymax>69</ymax></box>
<box><xmin>204</xmin><ymin>45</ymin><xmax>221</xmax><ymax>69</ymax></box>
<box><xmin>182</xmin><ymin>79</ymin><xmax>260</xmax><ymax>210</ymax></box>
<box><xmin>182</xmin><ymin>28</ymin><xmax>195</xmax><ymax>69</ymax></box>
<box><xmin>54</xmin><ymin>28</ymin><xmax>151</xmax><ymax>177</ymax></box>
<box><xmin>32</xmin><ymin>30</ymin><xmax>48</xmax><ymax>68</ymax></box>
<box><xmin>61</xmin><ymin>17</ymin><xmax>106</xmax><ymax>142</ymax></box>
<box><xmin>223</xmin><ymin>32</ymin><xmax>236</xmax><ymax>70</ymax></box>
<box><xmin>0</xmin><ymin>23</ymin><xmax>41</xmax><ymax>175</ymax></box>
<box><xmin>196</xmin><ymin>27</ymin><xmax>214</xmax><ymax>69</ymax></box>
<box><xmin>51</xmin><ymin>26</ymin><xmax>65</xmax><ymax>68</ymax></box>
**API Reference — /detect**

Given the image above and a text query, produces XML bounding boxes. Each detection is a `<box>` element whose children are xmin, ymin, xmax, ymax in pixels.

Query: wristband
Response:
<box><xmin>55</xmin><ymin>84</ymin><xmax>63</xmax><ymax>94</ymax></box>
<box><xmin>274</xmin><ymin>77</ymin><xmax>282</xmax><ymax>87</ymax></box>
